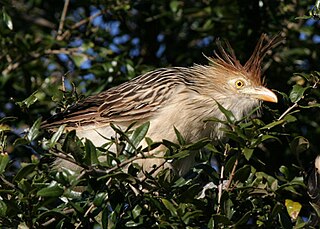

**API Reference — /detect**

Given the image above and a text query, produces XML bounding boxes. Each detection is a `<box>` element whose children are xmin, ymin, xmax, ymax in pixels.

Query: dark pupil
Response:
<box><xmin>237</xmin><ymin>81</ymin><xmax>242</xmax><ymax>87</ymax></box>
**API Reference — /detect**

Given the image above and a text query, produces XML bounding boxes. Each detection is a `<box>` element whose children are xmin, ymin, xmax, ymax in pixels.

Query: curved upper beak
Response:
<box><xmin>242</xmin><ymin>86</ymin><xmax>278</xmax><ymax>103</ymax></box>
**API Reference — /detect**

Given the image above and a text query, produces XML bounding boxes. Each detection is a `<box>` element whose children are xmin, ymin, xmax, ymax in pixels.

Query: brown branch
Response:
<box><xmin>41</xmin><ymin>208</ymin><xmax>75</xmax><ymax>227</ymax></box>
<box><xmin>225</xmin><ymin>158</ymin><xmax>238</xmax><ymax>190</ymax></box>
<box><xmin>0</xmin><ymin>175</ymin><xmax>23</xmax><ymax>192</ymax></box>
<box><xmin>57</xmin><ymin>0</ymin><xmax>70</xmax><ymax>40</ymax></box>
<box><xmin>59</xmin><ymin>9</ymin><xmax>107</xmax><ymax>41</ymax></box>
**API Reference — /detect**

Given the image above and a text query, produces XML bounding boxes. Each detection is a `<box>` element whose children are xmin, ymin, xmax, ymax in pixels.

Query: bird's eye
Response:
<box><xmin>235</xmin><ymin>80</ymin><xmax>245</xmax><ymax>89</ymax></box>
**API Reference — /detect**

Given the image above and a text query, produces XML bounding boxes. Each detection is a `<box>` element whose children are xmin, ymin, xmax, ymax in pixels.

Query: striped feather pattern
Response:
<box><xmin>42</xmin><ymin>34</ymin><xmax>282</xmax><ymax>175</ymax></box>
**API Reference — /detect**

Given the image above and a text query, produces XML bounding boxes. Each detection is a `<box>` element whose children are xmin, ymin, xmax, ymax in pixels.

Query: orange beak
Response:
<box><xmin>242</xmin><ymin>86</ymin><xmax>278</xmax><ymax>103</ymax></box>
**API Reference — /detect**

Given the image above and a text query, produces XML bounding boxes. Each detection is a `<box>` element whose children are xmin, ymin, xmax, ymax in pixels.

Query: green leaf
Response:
<box><xmin>170</xmin><ymin>0</ymin><xmax>180</xmax><ymax>12</ymax></box>
<box><xmin>37</xmin><ymin>181</ymin><xmax>64</xmax><ymax>197</ymax></box>
<box><xmin>127</xmin><ymin>122</ymin><xmax>150</xmax><ymax>153</ymax></box>
<box><xmin>84</xmin><ymin>139</ymin><xmax>99</xmax><ymax>165</ymax></box>
<box><xmin>300</xmin><ymin>103</ymin><xmax>320</xmax><ymax>108</ymax></box>
<box><xmin>161</xmin><ymin>198</ymin><xmax>177</xmax><ymax>216</ymax></box>
<box><xmin>72</xmin><ymin>55</ymin><xmax>87</xmax><ymax>68</ymax></box>
<box><xmin>290</xmin><ymin>136</ymin><xmax>309</xmax><ymax>154</ymax></box>
<box><xmin>93</xmin><ymin>192</ymin><xmax>108</xmax><ymax>207</ymax></box>
<box><xmin>132</xmin><ymin>205</ymin><xmax>142</xmax><ymax>219</ymax></box>
<box><xmin>27</xmin><ymin>117</ymin><xmax>42</xmax><ymax>142</ymax></box>
<box><xmin>310</xmin><ymin>202</ymin><xmax>320</xmax><ymax>218</ymax></box>
<box><xmin>279</xmin><ymin>166</ymin><xmax>290</xmax><ymax>179</ymax></box>
<box><xmin>216</xmin><ymin>101</ymin><xmax>236</xmax><ymax>123</ymax></box>
<box><xmin>285</xmin><ymin>199</ymin><xmax>302</xmax><ymax>220</ymax></box>
<box><xmin>165</xmin><ymin>150</ymin><xmax>190</xmax><ymax>159</ymax></box>
<box><xmin>125</xmin><ymin>220</ymin><xmax>142</xmax><ymax>227</ymax></box>
<box><xmin>2</xmin><ymin>7</ymin><xmax>13</xmax><ymax>30</ymax></box>
<box><xmin>49</xmin><ymin>124</ymin><xmax>66</xmax><ymax>147</ymax></box>
<box><xmin>295</xmin><ymin>15</ymin><xmax>312</xmax><ymax>19</ymax></box>
<box><xmin>62</xmin><ymin>130</ymin><xmax>84</xmax><ymax>162</ymax></box>
<box><xmin>186</xmin><ymin>138</ymin><xmax>211</xmax><ymax>150</ymax></box>
<box><xmin>259</xmin><ymin>120</ymin><xmax>285</xmax><ymax>130</ymax></box>
<box><xmin>243</xmin><ymin>148</ymin><xmax>254</xmax><ymax>161</ymax></box>
<box><xmin>281</xmin><ymin>114</ymin><xmax>297</xmax><ymax>123</ymax></box>
<box><xmin>0</xmin><ymin>153</ymin><xmax>10</xmax><ymax>174</ymax></box>
<box><xmin>211</xmin><ymin>214</ymin><xmax>232</xmax><ymax>225</ymax></box>
<box><xmin>234</xmin><ymin>211</ymin><xmax>251</xmax><ymax>225</ymax></box>
<box><xmin>289</xmin><ymin>84</ymin><xmax>310</xmax><ymax>103</ymax></box>
<box><xmin>0</xmin><ymin>200</ymin><xmax>7</xmax><ymax>217</ymax></box>
<box><xmin>16</xmin><ymin>90</ymin><xmax>43</xmax><ymax>109</ymax></box>
<box><xmin>174</xmin><ymin>126</ymin><xmax>185</xmax><ymax>145</ymax></box>
<box><xmin>13</xmin><ymin>164</ymin><xmax>37</xmax><ymax>182</ymax></box>
<box><xmin>234</xmin><ymin>165</ymin><xmax>251</xmax><ymax>182</ymax></box>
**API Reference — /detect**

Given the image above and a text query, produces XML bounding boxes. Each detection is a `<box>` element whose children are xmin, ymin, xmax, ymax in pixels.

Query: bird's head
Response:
<box><xmin>198</xmin><ymin>34</ymin><xmax>283</xmax><ymax>105</ymax></box>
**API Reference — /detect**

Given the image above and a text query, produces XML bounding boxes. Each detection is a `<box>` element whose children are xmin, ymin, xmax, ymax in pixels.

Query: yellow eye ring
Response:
<box><xmin>235</xmin><ymin>80</ymin><xmax>245</xmax><ymax>89</ymax></box>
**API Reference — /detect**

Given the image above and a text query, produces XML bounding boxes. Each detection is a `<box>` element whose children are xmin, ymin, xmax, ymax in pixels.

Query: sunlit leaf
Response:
<box><xmin>0</xmin><ymin>153</ymin><xmax>10</xmax><ymax>174</ymax></box>
<box><xmin>243</xmin><ymin>148</ymin><xmax>254</xmax><ymax>161</ymax></box>
<box><xmin>161</xmin><ymin>198</ymin><xmax>177</xmax><ymax>216</ymax></box>
<box><xmin>84</xmin><ymin>139</ymin><xmax>99</xmax><ymax>165</ymax></box>
<box><xmin>49</xmin><ymin>124</ymin><xmax>66</xmax><ymax>147</ymax></box>
<box><xmin>0</xmin><ymin>200</ymin><xmax>7</xmax><ymax>217</ymax></box>
<box><xmin>27</xmin><ymin>117</ymin><xmax>42</xmax><ymax>142</ymax></box>
<box><xmin>289</xmin><ymin>84</ymin><xmax>310</xmax><ymax>103</ymax></box>
<box><xmin>132</xmin><ymin>205</ymin><xmax>142</xmax><ymax>219</ymax></box>
<box><xmin>126</xmin><ymin>122</ymin><xmax>150</xmax><ymax>153</ymax></box>
<box><xmin>285</xmin><ymin>199</ymin><xmax>302</xmax><ymax>220</ymax></box>
<box><xmin>37</xmin><ymin>181</ymin><xmax>64</xmax><ymax>197</ymax></box>
<box><xmin>2</xmin><ymin>7</ymin><xmax>13</xmax><ymax>30</ymax></box>
<box><xmin>259</xmin><ymin>120</ymin><xmax>285</xmax><ymax>130</ymax></box>
<box><xmin>216</xmin><ymin>101</ymin><xmax>236</xmax><ymax>123</ymax></box>
<box><xmin>16</xmin><ymin>90</ymin><xmax>43</xmax><ymax>109</ymax></box>
<box><xmin>13</xmin><ymin>164</ymin><xmax>37</xmax><ymax>182</ymax></box>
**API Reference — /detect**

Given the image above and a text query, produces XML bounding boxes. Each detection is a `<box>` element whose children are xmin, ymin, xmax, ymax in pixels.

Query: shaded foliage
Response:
<box><xmin>1</xmin><ymin>0</ymin><xmax>320</xmax><ymax>228</ymax></box>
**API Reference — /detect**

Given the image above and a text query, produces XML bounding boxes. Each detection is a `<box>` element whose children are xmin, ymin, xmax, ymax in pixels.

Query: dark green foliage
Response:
<box><xmin>1</xmin><ymin>0</ymin><xmax>320</xmax><ymax>228</ymax></box>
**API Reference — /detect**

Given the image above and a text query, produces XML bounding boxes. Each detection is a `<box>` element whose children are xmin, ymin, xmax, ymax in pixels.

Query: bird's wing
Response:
<box><xmin>42</xmin><ymin>68</ymin><xmax>189</xmax><ymax>128</ymax></box>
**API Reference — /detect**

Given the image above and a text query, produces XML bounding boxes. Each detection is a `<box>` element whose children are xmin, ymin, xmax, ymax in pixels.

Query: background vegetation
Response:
<box><xmin>1</xmin><ymin>0</ymin><xmax>320</xmax><ymax>228</ymax></box>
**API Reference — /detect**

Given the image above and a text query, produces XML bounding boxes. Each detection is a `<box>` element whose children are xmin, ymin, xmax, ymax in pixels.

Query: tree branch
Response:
<box><xmin>57</xmin><ymin>0</ymin><xmax>70</xmax><ymax>40</ymax></box>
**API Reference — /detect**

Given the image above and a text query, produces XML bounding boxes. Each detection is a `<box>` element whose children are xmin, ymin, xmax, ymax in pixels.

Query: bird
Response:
<box><xmin>42</xmin><ymin>34</ymin><xmax>281</xmax><ymax>176</ymax></box>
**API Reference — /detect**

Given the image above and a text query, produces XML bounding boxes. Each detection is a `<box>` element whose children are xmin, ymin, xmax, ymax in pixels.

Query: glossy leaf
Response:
<box><xmin>127</xmin><ymin>122</ymin><xmax>150</xmax><ymax>153</ymax></box>
<box><xmin>37</xmin><ymin>182</ymin><xmax>64</xmax><ymax>197</ymax></box>
<box><xmin>285</xmin><ymin>199</ymin><xmax>302</xmax><ymax>220</ymax></box>
<box><xmin>0</xmin><ymin>153</ymin><xmax>10</xmax><ymax>174</ymax></box>
<box><xmin>289</xmin><ymin>84</ymin><xmax>310</xmax><ymax>103</ymax></box>
<box><xmin>49</xmin><ymin>124</ymin><xmax>66</xmax><ymax>147</ymax></box>
<box><xmin>2</xmin><ymin>7</ymin><xmax>13</xmax><ymax>30</ymax></box>
<box><xmin>243</xmin><ymin>148</ymin><xmax>254</xmax><ymax>161</ymax></box>
<box><xmin>27</xmin><ymin>118</ymin><xmax>42</xmax><ymax>142</ymax></box>
<box><xmin>0</xmin><ymin>200</ymin><xmax>7</xmax><ymax>217</ymax></box>
<box><xmin>161</xmin><ymin>198</ymin><xmax>177</xmax><ymax>216</ymax></box>
<box><xmin>216</xmin><ymin>101</ymin><xmax>236</xmax><ymax>124</ymax></box>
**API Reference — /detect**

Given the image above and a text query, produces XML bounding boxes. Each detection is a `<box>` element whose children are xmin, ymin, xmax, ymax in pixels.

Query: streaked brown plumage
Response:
<box><xmin>43</xmin><ymin>34</ymin><xmax>281</xmax><ymax>175</ymax></box>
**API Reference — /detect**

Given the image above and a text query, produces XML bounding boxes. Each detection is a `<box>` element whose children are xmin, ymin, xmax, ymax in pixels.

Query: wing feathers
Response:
<box><xmin>43</xmin><ymin>67</ymin><xmax>192</xmax><ymax>128</ymax></box>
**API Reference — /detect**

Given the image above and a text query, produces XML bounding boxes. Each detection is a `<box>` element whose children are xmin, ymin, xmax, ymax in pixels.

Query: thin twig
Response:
<box><xmin>217</xmin><ymin>147</ymin><xmax>228</xmax><ymax>214</ymax></box>
<box><xmin>278</xmin><ymin>76</ymin><xmax>319</xmax><ymax>121</ymax></box>
<box><xmin>57</xmin><ymin>0</ymin><xmax>70</xmax><ymax>40</ymax></box>
<box><xmin>50</xmin><ymin>148</ymin><xmax>88</xmax><ymax>170</ymax></box>
<box><xmin>225</xmin><ymin>157</ymin><xmax>238</xmax><ymax>190</ymax></box>
<box><xmin>84</xmin><ymin>203</ymin><xmax>95</xmax><ymax>217</ymax></box>
<box><xmin>277</xmin><ymin>103</ymin><xmax>299</xmax><ymax>121</ymax></box>
<box><xmin>0</xmin><ymin>175</ymin><xmax>23</xmax><ymax>192</ymax></box>
<box><xmin>59</xmin><ymin>9</ymin><xmax>107</xmax><ymax>40</ymax></box>
<box><xmin>42</xmin><ymin>208</ymin><xmax>75</xmax><ymax>226</ymax></box>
